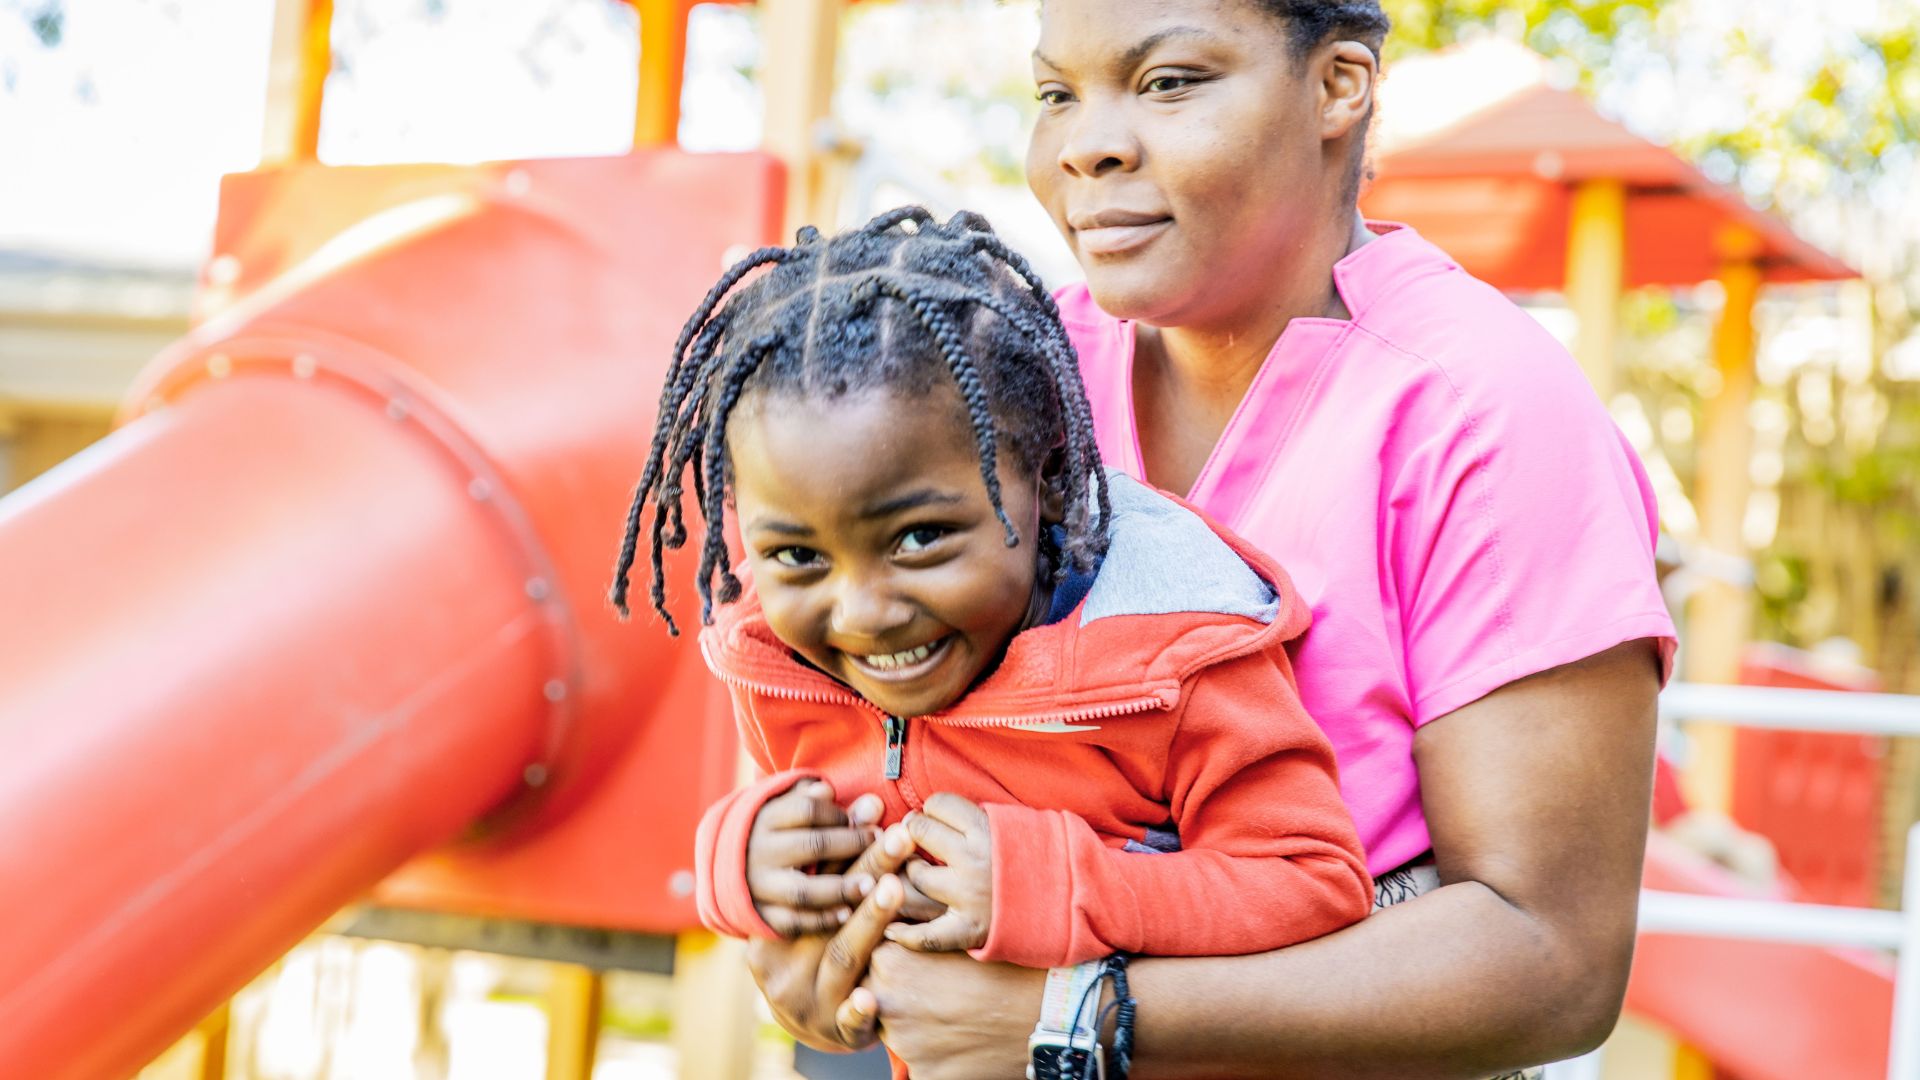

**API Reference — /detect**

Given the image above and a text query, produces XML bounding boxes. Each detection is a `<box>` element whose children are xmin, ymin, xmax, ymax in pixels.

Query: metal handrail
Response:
<box><xmin>1546</xmin><ymin>682</ymin><xmax>1920</xmax><ymax>1080</ymax></box>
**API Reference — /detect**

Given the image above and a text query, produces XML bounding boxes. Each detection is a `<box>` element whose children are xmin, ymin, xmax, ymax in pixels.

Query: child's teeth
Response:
<box><xmin>865</xmin><ymin>642</ymin><xmax>935</xmax><ymax>669</ymax></box>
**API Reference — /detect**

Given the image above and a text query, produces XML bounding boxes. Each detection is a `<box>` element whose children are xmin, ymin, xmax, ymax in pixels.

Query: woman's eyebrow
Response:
<box><xmin>862</xmin><ymin>489</ymin><xmax>966</xmax><ymax>519</ymax></box>
<box><xmin>1035</xmin><ymin>26</ymin><xmax>1216</xmax><ymax>75</ymax></box>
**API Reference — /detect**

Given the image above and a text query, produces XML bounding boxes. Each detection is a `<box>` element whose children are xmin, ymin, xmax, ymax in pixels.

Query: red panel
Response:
<box><xmin>1731</xmin><ymin>648</ymin><xmax>1886</xmax><ymax>908</ymax></box>
<box><xmin>1360</xmin><ymin>175</ymin><xmax>1569</xmax><ymax>292</ymax></box>
<box><xmin>1629</xmin><ymin>835</ymin><xmax>1893</xmax><ymax>1080</ymax></box>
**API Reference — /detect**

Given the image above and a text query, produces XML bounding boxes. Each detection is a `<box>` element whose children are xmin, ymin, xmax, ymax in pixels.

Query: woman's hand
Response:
<box><xmin>746</xmin><ymin>780</ymin><xmax>881</xmax><ymax>936</ymax></box>
<box><xmin>884</xmin><ymin>793</ymin><xmax>995</xmax><ymax>952</ymax></box>
<box><xmin>866</xmin><ymin>945</ymin><xmax>1044</xmax><ymax>1079</ymax></box>
<box><xmin>746</xmin><ymin>810</ymin><xmax>919</xmax><ymax>1051</ymax></box>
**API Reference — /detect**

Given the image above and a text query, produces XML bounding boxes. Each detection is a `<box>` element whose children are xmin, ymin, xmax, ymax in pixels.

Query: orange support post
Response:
<box><xmin>634</xmin><ymin>0</ymin><xmax>690</xmax><ymax>147</ymax></box>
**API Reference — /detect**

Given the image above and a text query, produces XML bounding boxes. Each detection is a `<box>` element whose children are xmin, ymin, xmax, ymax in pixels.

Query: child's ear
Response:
<box><xmin>1038</xmin><ymin>445</ymin><xmax>1069</xmax><ymax>526</ymax></box>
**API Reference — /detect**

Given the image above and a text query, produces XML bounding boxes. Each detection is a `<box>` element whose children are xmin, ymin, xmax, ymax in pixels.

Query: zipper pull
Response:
<box><xmin>883</xmin><ymin>716</ymin><xmax>906</xmax><ymax>781</ymax></box>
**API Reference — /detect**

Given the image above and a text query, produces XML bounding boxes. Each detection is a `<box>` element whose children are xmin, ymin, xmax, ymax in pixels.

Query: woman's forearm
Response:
<box><xmin>1122</xmin><ymin>881</ymin><xmax>1621</xmax><ymax>1079</ymax></box>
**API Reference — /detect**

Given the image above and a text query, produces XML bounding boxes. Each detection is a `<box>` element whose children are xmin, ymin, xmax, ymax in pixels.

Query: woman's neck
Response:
<box><xmin>1143</xmin><ymin>213</ymin><xmax>1375</xmax><ymax>414</ymax></box>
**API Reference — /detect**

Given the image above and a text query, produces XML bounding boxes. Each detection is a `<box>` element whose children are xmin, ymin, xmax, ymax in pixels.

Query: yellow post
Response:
<box><xmin>759</xmin><ymin>0</ymin><xmax>848</xmax><ymax>233</ymax></box>
<box><xmin>634</xmin><ymin>0</ymin><xmax>690</xmax><ymax>148</ymax></box>
<box><xmin>671</xmin><ymin>931</ymin><xmax>760</xmax><ymax>1080</ymax></box>
<box><xmin>261</xmin><ymin>0</ymin><xmax>332</xmax><ymax>165</ymax></box>
<box><xmin>544</xmin><ymin>964</ymin><xmax>604</xmax><ymax>1080</ymax></box>
<box><xmin>193</xmin><ymin>1002</ymin><xmax>229</xmax><ymax>1080</ymax></box>
<box><xmin>1564</xmin><ymin>179</ymin><xmax>1627</xmax><ymax>403</ymax></box>
<box><xmin>1684</xmin><ymin>229</ymin><xmax>1764</xmax><ymax>813</ymax></box>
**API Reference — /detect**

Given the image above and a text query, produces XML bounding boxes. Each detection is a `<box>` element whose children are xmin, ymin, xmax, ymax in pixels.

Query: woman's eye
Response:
<box><xmin>1144</xmin><ymin>74</ymin><xmax>1195</xmax><ymax>94</ymax></box>
<box><xmin>897</xmin><ymin>527</ymin><xmax>948</xmax><ymax>554</ymax></box>
<box><xmin>1036</xmin><ymin>87</ymin><xmax>1072</xmax><ymax>107</ymax></box>
<box><xmin>772</xmin><ymin>547</ymin><xmax>822</xmax><ymax>568</ymax></box>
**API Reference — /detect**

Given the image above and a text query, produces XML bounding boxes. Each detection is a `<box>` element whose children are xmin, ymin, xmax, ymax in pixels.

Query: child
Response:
<box><xmin>610</xmin><ymin>207</ymin><xmax>1369</xmax><ymax>979</ymax></box>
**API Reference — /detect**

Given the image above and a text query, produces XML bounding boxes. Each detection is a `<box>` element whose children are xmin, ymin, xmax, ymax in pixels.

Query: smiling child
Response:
<box><xmin>610</xmin><ymin>208</ymin><xmax>1369</xmax><ymax>1033</ymax></box>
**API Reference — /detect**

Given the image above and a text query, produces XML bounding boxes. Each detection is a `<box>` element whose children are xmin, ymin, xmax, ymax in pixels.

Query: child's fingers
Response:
<box><xmin>902</xmin><ymin>858</ymin><xmax>968</xmax><ymax>907</ymax></box>
<box><xmin>847</xmin><ymin>793</ymin><xmax>885</xmax><ymax>827</ymax></box>
<box><xmin>920</xmin><ymin>792</ymin><xmax>990</xmax><ymax>836</ymax></box>
<box><xmin>756</xmin><ymin>825</ymin><xmax>877</xmax><ymax>871</ymax></box>
<box><xmin>902</xmin><ymin>810</ymin><xmax>971</xmax><ymax>865</ymax></box>
<box><xmin>881</xmin><ymin>910</ymin><xmax>983</xmax><ymax>953</ymax></box>
<box><xmin>759</xmin><ymin>903</ymin><xmax>852</xmax><ymax>938</ymax></box>
<box><xmin>757</xmin><ymin>782</ymin><xmax>848</xmax><ymax>831</ymax></box>
<box><xmin>748</xmin><ymin>866</ymin><xmax>870</xmax><ymax>911</ymax></box>
<box><xmin>896</xmin><ymin>869</ymin><xmax>948</xmax><ymax>922</ymax></box>
<box><xmin>844</xmin><ymin>823</ymin><xmax>915</xmax><ymax>884</ymax></box>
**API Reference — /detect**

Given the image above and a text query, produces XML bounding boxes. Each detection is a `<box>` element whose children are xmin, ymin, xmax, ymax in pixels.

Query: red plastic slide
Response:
<box><xmin>0</xmin><ymin>152</ymin><xmax>780</xmax><ymax>1078</ymax></box>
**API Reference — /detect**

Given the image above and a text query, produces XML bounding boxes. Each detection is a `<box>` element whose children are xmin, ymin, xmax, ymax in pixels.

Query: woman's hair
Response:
<box><xmin>1261</xmin><ymin>1</ymin><xmax>1390</xmax><ymax>61</ymax></box>
<box><xmin>1259</xmin><ymin>1</ymin><xmax>1392</xmax><ymax>208</ymax></box>
<box><xmin>610</xmin><ymin>206</ymin><xmax>1112</xmax><ymax>634</ymax></box>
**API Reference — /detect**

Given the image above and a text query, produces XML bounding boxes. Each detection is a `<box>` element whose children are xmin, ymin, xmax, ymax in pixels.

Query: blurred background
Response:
<box><xmin>1</xmin><ymin>1</ymin><xmax>1917</xmax><ymax>1078</ymax></box>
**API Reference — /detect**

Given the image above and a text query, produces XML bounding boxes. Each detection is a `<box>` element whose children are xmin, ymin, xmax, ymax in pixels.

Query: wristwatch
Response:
<box><xmin>1027</xmin><ymin>961</ymin><xmax>1104</xmax><ymax>1080</ymax></box>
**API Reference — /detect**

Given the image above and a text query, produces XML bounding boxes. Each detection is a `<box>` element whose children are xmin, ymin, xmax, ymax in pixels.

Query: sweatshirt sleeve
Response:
<box><xmin>694</xmin><ymin>768</ymin><xmax>825</xmax><ymax>939</ymax></box>
<box><xmin>975</xmin><ymin>648</ymin><xmax>1373</xmax><ymax>968</ymax></box>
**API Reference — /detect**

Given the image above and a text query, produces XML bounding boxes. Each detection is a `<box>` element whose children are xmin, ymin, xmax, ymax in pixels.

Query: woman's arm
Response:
<box><xmin>868</xmin><ymin>638</ymin><xmax>1661</xmax><ymax>1079</ymax></box>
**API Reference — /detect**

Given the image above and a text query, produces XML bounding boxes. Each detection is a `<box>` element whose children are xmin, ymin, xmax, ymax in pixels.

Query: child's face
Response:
<box><xmin>1025</xmin><ymin>0</ymin><xmax>1352</xmax><ymax>328</ymax></box>
<box><xmin>728</xmin><ymin>385</ymin><xmax>1057</xmax><ymax>719</ymax></box>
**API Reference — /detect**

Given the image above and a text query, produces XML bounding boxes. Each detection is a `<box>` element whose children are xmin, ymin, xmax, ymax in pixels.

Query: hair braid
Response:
<box><xmin>613</xmin><ymin>206</ymin><xmax>1113</xmax><ymax>630</ymax></box>
<box><xmin>611</xmin><ymin>248</ymin><xmax>787</xmax><ymax>619</ymax></box>
<box><xmin>694</xmin><ymin>338</ymin><xmax>776</xmax><ymax>624</ymax></box>
<box><xmin>882</xmin><ymin>281</ymin><xmax>1019</xmax><ymax>546</ymax></box>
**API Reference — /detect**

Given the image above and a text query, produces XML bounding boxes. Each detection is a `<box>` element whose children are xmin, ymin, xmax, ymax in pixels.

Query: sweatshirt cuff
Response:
<box><xmin>694</xmin><ymin>769</ymin><xmax>822</xmax><ymax>940</ymax></box>
<box><xmin>972</xmin><ymin>803</ymin><xmax>1079</xmax><ymax>967</ymax></box>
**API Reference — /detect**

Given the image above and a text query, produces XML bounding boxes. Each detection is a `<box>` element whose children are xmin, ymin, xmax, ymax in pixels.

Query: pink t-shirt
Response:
<box><xmin>1060</xmin><ymin>222</ymin><xmax>1678</xmax><ymax>875</ymax></box>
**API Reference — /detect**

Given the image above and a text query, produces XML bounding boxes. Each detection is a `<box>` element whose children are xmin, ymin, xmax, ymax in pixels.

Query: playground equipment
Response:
<box><xmin>0</xmin><ymin>152</ymin><xmax>783</xmax><ymax>1077</ymax></box>
<box><xmin>0</xmin><ymin>9</ymin><xmax>1904</xmax><ymax>1079</ymax></box>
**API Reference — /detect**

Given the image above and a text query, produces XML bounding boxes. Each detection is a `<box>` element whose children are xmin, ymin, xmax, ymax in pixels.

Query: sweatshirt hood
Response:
<box><xmin>700</xmin><ymin>471</ymin><xmax>1310</xmax><ymax>723</ymax></box>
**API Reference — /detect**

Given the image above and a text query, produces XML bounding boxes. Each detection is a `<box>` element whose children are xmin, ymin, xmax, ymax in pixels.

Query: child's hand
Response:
<box><xmin>882</xmin><ymin>793</ymin><xmax>994</xmax><ymax>952</ymax></box>
<box><xmin>748</xmin><ymin>780</ymin><xmax>883</xmax><ymax>936</ymax></box>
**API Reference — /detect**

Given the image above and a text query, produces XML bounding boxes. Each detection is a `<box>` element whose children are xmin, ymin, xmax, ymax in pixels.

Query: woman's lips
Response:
<box><xmin>844</xmin><ymin>634</ymin><xmax>955</xmax><ymax>685</ymax></box>
<box><xmin>1075</xmin><ymin>217</ymin><xmax>1172</xmax><ymax>256</ymax></box>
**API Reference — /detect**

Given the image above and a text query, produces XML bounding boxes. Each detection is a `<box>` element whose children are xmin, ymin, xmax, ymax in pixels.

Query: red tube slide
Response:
<box><xmin>0</xmin><ymin>152</ymin><xmax>782</xmax><ymax>1078</ymax></box>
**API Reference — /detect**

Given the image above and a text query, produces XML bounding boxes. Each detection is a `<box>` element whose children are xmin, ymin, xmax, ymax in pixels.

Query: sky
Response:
<box><xmin>0</xmin><ymin>0</ymin><xmax>768</xmax><ymax>265</ymax></box>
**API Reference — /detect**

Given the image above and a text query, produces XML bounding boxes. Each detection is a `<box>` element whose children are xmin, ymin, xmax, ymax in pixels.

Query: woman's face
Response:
<box><xmin>728</xmin><ymin>384</ymin><xmax>1054</xmax><ymax>720</ymax></box>
<box><xmin>1025</xmin><ymin>0</ymin><xmax>1340</xmax><ymax>329</ymax></box>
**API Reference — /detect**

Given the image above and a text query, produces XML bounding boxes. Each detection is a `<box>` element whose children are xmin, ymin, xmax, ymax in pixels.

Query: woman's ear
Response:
<box><xmin>1038</xmin><ymin>445</ymin><xmax>1069</xmax><ymax>526</ymax></box>
<box><xmin>1318</xmin><ymin>39</ymin><xmax>1379</xmax><ymax>143</ymax></box>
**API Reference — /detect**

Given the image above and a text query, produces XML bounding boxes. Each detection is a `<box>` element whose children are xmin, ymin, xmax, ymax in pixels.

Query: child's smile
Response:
<box><xmin>727</xmin><ymin>384</ymin><xmax>1060</xmax><ymax>719</ymax></box>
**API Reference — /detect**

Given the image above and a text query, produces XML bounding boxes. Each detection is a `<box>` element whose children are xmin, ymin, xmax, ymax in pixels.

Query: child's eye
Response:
<box><xmin>772</xmin><ymin>546</ymin><xmax>823</xmax><ymax>569</ymax></box>
<box><xmin>897</xmin><ymin>527</ymin><xmax>950</xmax><ymax>554</ymax></box>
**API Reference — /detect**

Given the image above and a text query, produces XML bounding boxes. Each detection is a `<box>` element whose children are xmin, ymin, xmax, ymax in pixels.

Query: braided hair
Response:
<box><xmin>610</xmin><ymin>207</ymin><xmax>1112</xmax><ymax>634</ymax></box>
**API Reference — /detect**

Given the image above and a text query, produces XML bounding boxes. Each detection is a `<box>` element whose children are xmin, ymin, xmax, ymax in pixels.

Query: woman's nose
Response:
<box><xmin>1057</xmin><ymin>100</ymin><xmax>1140</xmax><ymax>178</ymax></box>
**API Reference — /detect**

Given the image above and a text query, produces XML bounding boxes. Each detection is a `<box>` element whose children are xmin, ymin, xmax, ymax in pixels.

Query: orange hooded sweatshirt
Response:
<box><xmin>693</xmin><ymin>474</ymin><xmax>1371</xmax><ymax>967</ymax></box>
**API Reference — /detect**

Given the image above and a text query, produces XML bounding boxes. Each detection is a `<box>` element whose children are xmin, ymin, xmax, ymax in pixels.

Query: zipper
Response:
<box><xmin>934</xmin><ymin>691</ymin><xmax>1176</xmax><ymax>729</ymax></box>
<box><xmin>883</xmin><ymin>716</ymin><xmax>906</xmax><ymax>781</ymax></box>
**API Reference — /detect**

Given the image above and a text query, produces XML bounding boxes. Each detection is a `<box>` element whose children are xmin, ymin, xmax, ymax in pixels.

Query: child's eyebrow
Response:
<box><xmin>746</xmin><ymin>518</ymin><xmax>814</xmax><ymax>537</ymax></box>
<box><xmin>862</xmin><ymin>489</ymin><xmax>966</xmax><ymax>519</ymax></box>
<box><xmin>1035</xmin><ymin>26</ymin><xmax>1216</xmax><ymax>76</ymax></box>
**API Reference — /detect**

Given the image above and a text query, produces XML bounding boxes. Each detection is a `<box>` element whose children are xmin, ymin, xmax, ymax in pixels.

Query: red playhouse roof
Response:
<box><xmin>1361</xmin><ymin>40</ymin><xmax>1855</xmax><ymax>290</ymax></box>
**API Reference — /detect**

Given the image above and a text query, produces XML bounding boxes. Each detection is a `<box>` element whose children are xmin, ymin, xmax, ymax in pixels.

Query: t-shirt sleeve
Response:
<box><xmin>1388</xmin><ymin>320</ymin><xmax>1678</xmax><ymax>726</ymax></box>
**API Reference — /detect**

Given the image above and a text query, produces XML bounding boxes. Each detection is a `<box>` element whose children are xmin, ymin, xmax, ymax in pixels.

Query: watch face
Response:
<box><xmin>1031</xmin><ymin>1045</ymin><xmax>1099</xmax><ymax>1080</ymax></box>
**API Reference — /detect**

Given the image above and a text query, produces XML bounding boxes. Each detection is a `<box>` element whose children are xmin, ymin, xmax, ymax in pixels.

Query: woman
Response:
<box><xmin>740</xmin><ymin>2</ymin><xmax>1674</xmax><ymax>1075</ymax></box>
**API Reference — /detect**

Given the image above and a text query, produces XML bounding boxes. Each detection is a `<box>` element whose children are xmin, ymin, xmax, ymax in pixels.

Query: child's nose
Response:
<box><xmin>829</xmin><ymin>580</ymin><xmax>914</xmax><ymax>642</ymax></box>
